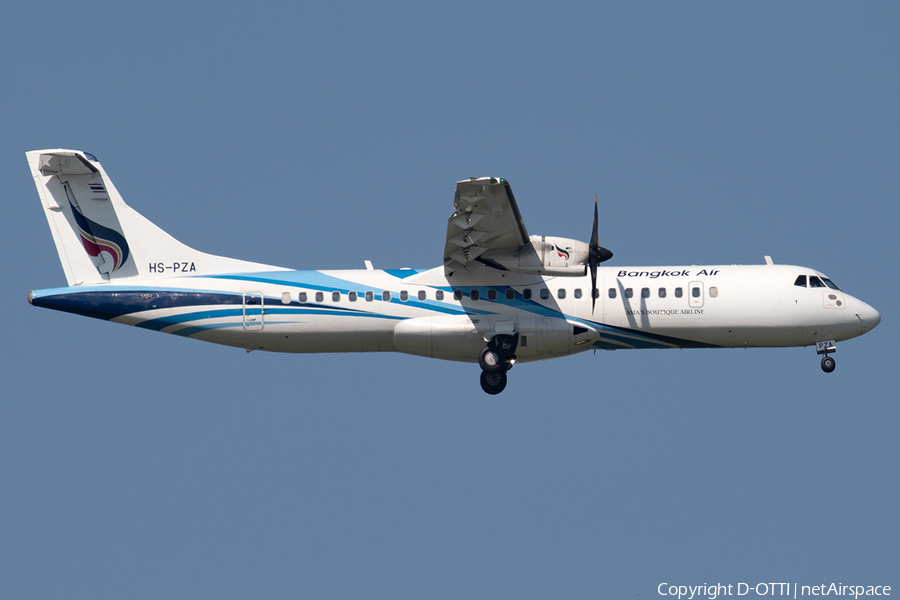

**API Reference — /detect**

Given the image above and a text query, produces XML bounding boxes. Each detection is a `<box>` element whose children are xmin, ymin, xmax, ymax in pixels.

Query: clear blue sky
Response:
<box><xmin>2</xmin><ymin>2</ymin><xmax>897</xmax><ymax>598</ymax></box>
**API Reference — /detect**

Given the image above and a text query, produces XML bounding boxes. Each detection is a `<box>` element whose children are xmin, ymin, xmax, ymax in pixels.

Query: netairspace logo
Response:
<box><xmin>657</xmin><ymin>582</ymin><xmax>891</xmax><ymax>600</ymax></box>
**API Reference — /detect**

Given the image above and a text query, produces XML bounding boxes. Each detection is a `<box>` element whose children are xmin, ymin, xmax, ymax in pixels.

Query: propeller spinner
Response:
<box><xmin>589</xmin><ymin>194</ymin><xmax>613</xmax><ymax>313</ymax></box>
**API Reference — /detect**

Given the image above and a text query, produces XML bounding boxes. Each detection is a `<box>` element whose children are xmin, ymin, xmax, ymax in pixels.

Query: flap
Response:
<box><xmin>443</xmin><ymin>178</ymin><xmax>530</xmax><ymax>275</ymax></box>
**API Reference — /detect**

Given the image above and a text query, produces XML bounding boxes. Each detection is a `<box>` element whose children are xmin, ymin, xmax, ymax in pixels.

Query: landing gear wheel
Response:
<box><xmin>480</xmin><ymin>370</ymin><xmax>508</xmax><ymax>395</ymax></box>
<box><xmin>821</xmin><ymin>355</ymin><xmax>836</xmax><ymax>373</ymax></box>
<box><xmin>478</xmin><ymin>347</ymin><xmax>504</xmax><ymax>373</ymax></box>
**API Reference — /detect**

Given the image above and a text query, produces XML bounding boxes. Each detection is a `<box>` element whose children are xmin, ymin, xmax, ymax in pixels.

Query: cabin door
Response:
<box><xmin>243</xmin><ymin>293</ymin><xmax>265</xmax><ymax>331</ymax></box>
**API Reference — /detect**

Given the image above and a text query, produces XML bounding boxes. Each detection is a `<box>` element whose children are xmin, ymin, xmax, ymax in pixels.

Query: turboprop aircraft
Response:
<box><xmin>27</xmin><ymin>149</ymin><xmax>880</xmax><ymax>394</ymax></box>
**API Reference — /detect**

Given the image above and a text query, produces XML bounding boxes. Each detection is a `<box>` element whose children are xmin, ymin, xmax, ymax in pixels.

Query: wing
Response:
<box><xmin>443</xmin><ymin>177</ymin><xmax>530</xmax><ymax>275</ymax></box>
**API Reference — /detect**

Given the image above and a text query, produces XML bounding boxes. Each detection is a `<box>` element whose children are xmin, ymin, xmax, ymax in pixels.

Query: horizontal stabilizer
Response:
<box><xmin>39</xmin><ymin>152</ymin><xmax>99</xmax><ymax>176</ymax></box>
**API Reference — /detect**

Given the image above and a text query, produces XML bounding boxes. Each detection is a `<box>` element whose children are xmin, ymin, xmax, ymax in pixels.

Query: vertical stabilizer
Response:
<box><xmin>27</xmin><ymin>149</ymin><xmax>285</xmax><ymax>286</ymax></box>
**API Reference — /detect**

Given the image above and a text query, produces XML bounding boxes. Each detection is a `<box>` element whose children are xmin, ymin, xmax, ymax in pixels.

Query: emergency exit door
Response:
<box><xmin>688</xmin><ymin>281</ymin><xmax>704</xmax><ymax>308</ymax></box>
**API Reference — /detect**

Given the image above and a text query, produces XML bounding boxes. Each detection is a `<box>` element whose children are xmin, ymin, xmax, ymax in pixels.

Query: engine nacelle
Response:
<box><xmin>482</xmin><ymin>235</ymin><xmax>589</xmax><ymax>276</ymax></box>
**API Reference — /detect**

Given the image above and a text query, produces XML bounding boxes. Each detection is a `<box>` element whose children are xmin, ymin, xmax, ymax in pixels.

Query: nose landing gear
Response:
<box><xmin>479</xmin><ymin>334</ymin><xmax>517</xmax><ymax>395</ymax></box>
<box><xmin>816</xmin><ymin>340</ymin><xmax>837</xmax><ymax>373</ymax></box>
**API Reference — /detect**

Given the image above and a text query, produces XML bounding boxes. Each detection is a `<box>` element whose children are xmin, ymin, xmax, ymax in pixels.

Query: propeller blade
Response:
<box><xmin>588</xmin><ymin>194</ymin><xmax>613</xmax><ymax>314</ymax></box>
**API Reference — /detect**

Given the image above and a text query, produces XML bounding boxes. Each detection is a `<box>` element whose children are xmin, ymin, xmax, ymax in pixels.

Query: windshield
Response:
<box><xmin>795</xmin><ymin>274</ymin><xmax>842</xmax><ymax>291</ymax></box>
<box><xmin>821</xmin><ymin>277</ymin><xmax>841</xmax><ymax>290</ymax></box>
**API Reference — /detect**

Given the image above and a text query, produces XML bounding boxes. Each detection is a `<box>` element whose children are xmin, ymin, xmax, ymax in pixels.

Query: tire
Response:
<box><xmin>480</xmin><ymin>370</ymin><xmax>508</xmax><ymax>395</ymax></box>
<box><xmin>821</xmin><ymin>356</ymin><xmax>836</xmax><ymax>373</ymax></box>
<box><xmin>478</xmin><ymin>347</ymin><xmax>504</xmax><ymax>373</ymax></box>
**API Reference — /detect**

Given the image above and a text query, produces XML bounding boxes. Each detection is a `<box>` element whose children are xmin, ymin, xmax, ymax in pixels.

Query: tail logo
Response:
<box><xmin>68</xmin><ymin>198</ymin><xmax>130</xmax><ymax>272</ymax></box>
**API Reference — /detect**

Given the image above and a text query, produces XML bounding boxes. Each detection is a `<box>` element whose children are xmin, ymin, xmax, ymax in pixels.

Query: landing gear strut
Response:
<box><xmin>479</xmin><ymin>334</ymin><xmax>518</xmax><ymax>394</ymax></box>
<box><xmin>817</xmin><ymin>340</ymin><xmax>836</xmax><ymax>373</ymax></box>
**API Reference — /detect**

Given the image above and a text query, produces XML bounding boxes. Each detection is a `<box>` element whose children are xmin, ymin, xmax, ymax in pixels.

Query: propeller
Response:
<box><xmin>589</xmin><ymin>194</ymin><xmax>613</xmax><ymax>313</ymax></box>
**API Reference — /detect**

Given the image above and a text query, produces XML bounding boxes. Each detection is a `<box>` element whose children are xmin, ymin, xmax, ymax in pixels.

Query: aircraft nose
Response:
<box><xmin>855</xmin><ymin>300</ymin><xmax>881</xmax><ymax>332</ymax></box>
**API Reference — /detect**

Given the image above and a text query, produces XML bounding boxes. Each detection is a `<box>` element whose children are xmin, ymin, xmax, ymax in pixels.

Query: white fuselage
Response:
<box><xmin>29</xmin><ymin>263</ymin><xmax>881</xmax><ymax>364</ymax></box>
<box><xmin>24</xmin><ymin>150</ymin><xmax>881</xmax><ymax>393</ymax></box>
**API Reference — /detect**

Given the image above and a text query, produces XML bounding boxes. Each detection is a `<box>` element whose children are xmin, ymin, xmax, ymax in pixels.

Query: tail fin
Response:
<box><xmin>27</xmin><ymin>149</ymin><xmax>285</xmax><ymax>286</ymax></box>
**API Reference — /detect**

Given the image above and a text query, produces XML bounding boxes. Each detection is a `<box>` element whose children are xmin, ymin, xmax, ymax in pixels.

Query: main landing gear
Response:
<box><xmin>817</xmin><ymin>340</ymin><xmax>837</xmax><ymax>373</ymax></box>
<box><xmin>479</xmin><ymin>334</ymin><xmax>518</xmax><ymax>395</ymax></box>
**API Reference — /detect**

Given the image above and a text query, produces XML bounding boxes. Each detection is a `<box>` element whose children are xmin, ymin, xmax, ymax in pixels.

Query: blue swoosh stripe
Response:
<box><xmin>211</xmin><ymin>274</ymin><xmax>476</xmax><ymax>316</ymax></box>
<box><xmin>137</xmin><ymin>305</ymin><xmax>408</xmax><ymax>333</ymax></box>
<box><xmin>136</xmin><ymin>308</ymin><xmax>244</xmax><ymax>331</ymax></box>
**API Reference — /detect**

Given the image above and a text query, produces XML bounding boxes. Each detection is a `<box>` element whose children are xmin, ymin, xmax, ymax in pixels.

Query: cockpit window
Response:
<box><xmin>809</xmin><ymin>276</ymin><xmax>826</xmax><ymax>288</ymax></box>
<box><xmin>794</xmin><ymin>275</ymin><xmax>807</xmax><ymax>287</ymax></box>
<box><xmin>822</xmin><ymin>277</ymin><xmax>841</xmax><ymax>290</ymax></box>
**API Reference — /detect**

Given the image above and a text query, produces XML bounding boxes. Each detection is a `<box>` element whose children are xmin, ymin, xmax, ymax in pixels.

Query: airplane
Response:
<box><xmin>26</xmin><ymin>149</ymin><xmax>881</xmax><ymax>394</ymax></box>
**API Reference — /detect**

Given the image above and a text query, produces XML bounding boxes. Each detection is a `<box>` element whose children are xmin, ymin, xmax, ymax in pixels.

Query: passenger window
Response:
<box><xmin>641</xmin><ymin>288</ymin><xmax>650</xmax><ymax>298</ymax></box>
<box><xmin>674</xmin><ymin>287</ymin><xmax>683</xmax><ymax>298</ymax></box>
<box><xmin>332</xmin><ymin>291</ymin><xmax>341</xmax><ymax>302</ymax></box>
<box><xmin>470</xmin><ymin>289</ymin><xmax>479</xmax><ymax>300</ymax></box>
<box><xmin>558</xmin><ymin>289</ymin><xmax>566</xmax><ymax>299</ymax></box>
<box><xmin>418</xmin><ymin>290</ymin><xmax>426</xmax><ymax>301</ymax></box>
<box><xmin>540</xmin><ymin>289</ymin><xmax>550</xmax><ymax>300</ymax></box>
<box><xmin>574</xmin><ymin>288</ymin><xmax>582</xmax><ymax>299</ymax></box>
<box><xmin>365</xmin><ymin>291</ymin><xmax>374</xmax><ymax>302</ymax></box>
<box><xmin>691</xmin><ymin>287</ymin><xmax>700</xmax><ymax>298</ymax></box>
<box><xmin>299</xmin><ymin>292</ymin><xmax>308</xmax><ymax>303</ymax></box>
<box><xmin>506</xmin><ymin>289</ymin><xmax>515</xmax><ymax>300</ymax></box>
<box><xmin>809</xmin><ymin>276</ymin><xmax>825</xmax><ymax>288</ymax></box>
<box><xmin>658</xmin><ymin>288</ymin><xmax>666</xmax><ymax>298</ymax></box>
<box><xmin>382</xmin><ymin>291</ymin><xmax>391</xmax><ymax>301</ymax></box>
<box><xmin>794</xmin><ymin>275</ymin><xmax>807</xmax><ymax>287</ymax></box>
<box><xmin>523</xmin><ymin>288</ymin><xmax>532</xmax><ymax>300</ymax></box>
<box><xmin>281</xmin><ymin>292</ymin><xmax>291</xmax><ymax>304</ymax></box>
<box><xmin>400</xmin><ymin>290</ymin><xmax>409</xmax><ymax>301</ymax></box>
<box><xmin>349</xmin><ymin>291</ymin><xmax>357</xmax><ymax>302</ymax></box>
<box><xmin>453</xmin><ymin>290</ymin><xmax>463</xmax><ymax>301</ymax></box>
<box><xmin>709</xmin><ymin>287</ymin><xmax>718</xmax><ymax>298</ymax></box>
<box><xmin>608</xmin><ymin>288</ymin><xmax>616</xmax><ymax>299</ymax></box>
<box><xmin>488</xmin><ymin>289</ymin><xmax>497</xmax><ymax>301</ymax></box>
<box><xmin>625</xmin><ymin>288</ymin><xmax>633</xmax><ymax>298</ymax></box>
<box><xmin>315</xmin><ymin>292</ymin><xmax>324</xmax><ymax>302</ymax></box>
<box><xmin>436</xmin><ymin>290</ymin><xmax>444</xmax><ymax>300</ymax></box>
